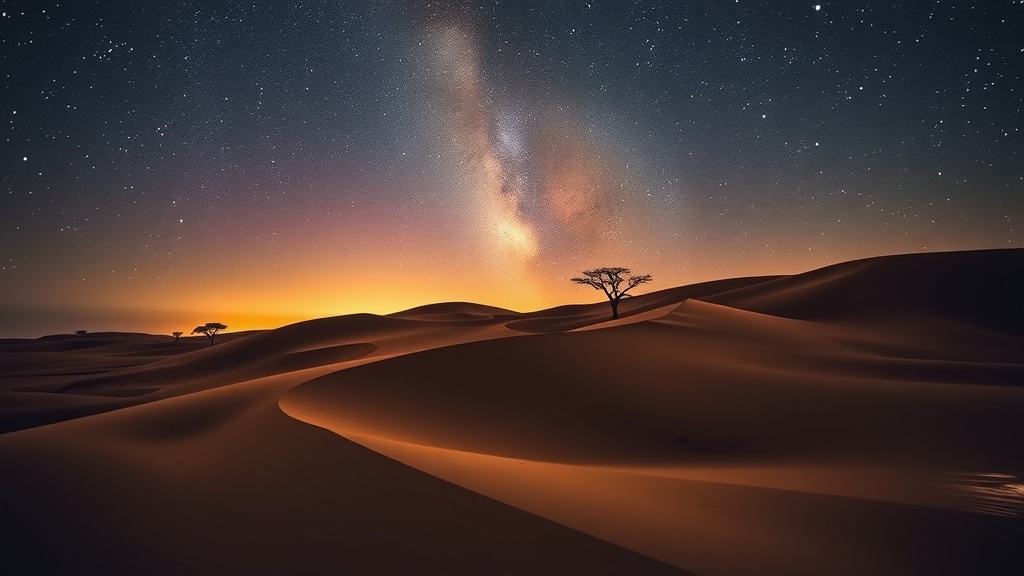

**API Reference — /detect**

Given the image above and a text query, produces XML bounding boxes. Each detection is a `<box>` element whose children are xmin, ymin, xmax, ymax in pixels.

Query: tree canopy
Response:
<box><xmin>571</xmin><ymin>267</ymin><xmax>652</xmax><ymax>319</ymax></box>
<box><xmin>191</xmin><ymin>322</ymin><xmax>227</xmax><ymax>346</ymax></box>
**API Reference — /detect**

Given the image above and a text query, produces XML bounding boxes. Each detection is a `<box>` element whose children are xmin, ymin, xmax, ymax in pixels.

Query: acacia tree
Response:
<box><xmin>172</xmin><ymin>331</ymin><xmax>183</xmax><ymax>342</ymax></box>
<box><xmin>571</xmin><ymin>267</ymin><xmax>653</xmax><ymax>320</ymax></box>
<box><xmin>191</xmin><ymin>322</ymin><xmax>227</xmax><ymax>347</ymax></box>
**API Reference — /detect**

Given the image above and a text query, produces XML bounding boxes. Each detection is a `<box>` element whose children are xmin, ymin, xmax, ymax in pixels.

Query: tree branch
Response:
<box><xmin>570</xmin><ymin>267</ymin><xmax>652</xmax><ymax>317</ymax></box>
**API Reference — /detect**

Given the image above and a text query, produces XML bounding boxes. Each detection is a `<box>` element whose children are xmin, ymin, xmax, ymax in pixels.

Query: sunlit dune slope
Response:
<box><xmin>0</xmin><ymin>369</ymin><xmax>686</xmax><ymax>576</ymax></box>
<box><xmin>281</xmin><ymin>248</ymin><xmax>1024</xmax><ymax>575</ymax></box>
<box><xmin>283</xmin><ymin>298</ymin><xmax>1024</xmax><ymax>468</ymax></box>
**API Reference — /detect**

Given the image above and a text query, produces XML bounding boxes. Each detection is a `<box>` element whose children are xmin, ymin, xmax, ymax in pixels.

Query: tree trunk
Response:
<box><xmin>610</xmin><ymin>298</ymin><xmax>619</xmax><ymax>319</ymax></box>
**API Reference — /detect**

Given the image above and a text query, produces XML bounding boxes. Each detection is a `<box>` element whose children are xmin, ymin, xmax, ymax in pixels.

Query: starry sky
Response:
<box><xmin>2</xmin><ymin>1</ymin><xmax>1022</xmax><ymax>338</ymax></box>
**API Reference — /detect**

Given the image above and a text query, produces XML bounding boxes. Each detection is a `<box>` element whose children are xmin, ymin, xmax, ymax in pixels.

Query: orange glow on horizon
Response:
<box><xmin>1</xmin><ymin>200</ymin><xmax>1004</xmax><ymax>339</ymax></box>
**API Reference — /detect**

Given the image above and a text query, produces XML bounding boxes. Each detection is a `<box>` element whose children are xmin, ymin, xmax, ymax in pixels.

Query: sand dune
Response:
<box><xmin>2</xmin><ymin>249</ymin><xmax>1023</xmax><ymax>574</ymax></box>
<box><xmin>506</xmin><ymin>275</ymin><xmax>779</xmax><ymax>333</ymax></box>
<box><xmin>0</xmin><ymin>312</ymin><xmax>508</xmax><ymax>433</ymax></box>
<box><xmin>284</xmin><ymin>298</ymin><xmax>1024</xmax><ymax>467</ymax></box>
<box><xmin>1</xmin><ymin>368</ymin><xmax>683</xmax><ymax>575</ymax></box>
<box><xmin>389</xmin><ymin>301</ymin><xmax>521</xmax><ymax>321</ymax></box>
<box><xmin>708</xmin><ymin>249</ymin><xmax>1024</xmax><ymax>335</ymax></box>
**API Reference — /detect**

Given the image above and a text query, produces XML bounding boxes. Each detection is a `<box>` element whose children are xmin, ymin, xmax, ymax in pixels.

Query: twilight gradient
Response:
<box><xmin>2</xmin><ymin>1</ymin><xmax>1021</xmax><ymax>337</ymax></box>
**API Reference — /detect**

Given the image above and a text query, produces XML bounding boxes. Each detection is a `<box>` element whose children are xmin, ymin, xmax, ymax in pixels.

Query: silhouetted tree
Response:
<box><xmin>571</xmin><ymin>267</ymin><xmax>653</xmax><ymax>320</ymax></box>
<box><xmin>172</xmin><ymin>331</ymin><xmax>183</xmax><ymax>342</ymax></box>
<box><xmin>191</xmin><ymin>322</ymin><xmax>227</xmax><ymax>347</ymax></box>
<box><xmin>74</xmin><ymin>330</ymin><xmax>87</xmax><ymax>336</ymax></box>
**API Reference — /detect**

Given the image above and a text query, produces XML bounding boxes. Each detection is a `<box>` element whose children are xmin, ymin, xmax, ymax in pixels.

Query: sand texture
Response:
<box><xmin>2</xmin><ymin>249</ymin><xmax>1023</xmax><ymax>575</ymax></box>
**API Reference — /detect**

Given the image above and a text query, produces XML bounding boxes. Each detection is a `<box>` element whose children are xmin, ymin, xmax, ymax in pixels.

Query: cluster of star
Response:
<box><xmin>0</xmin><ymin>1</ymin><xmax>1020</xmax><ymax>337</ymax></box>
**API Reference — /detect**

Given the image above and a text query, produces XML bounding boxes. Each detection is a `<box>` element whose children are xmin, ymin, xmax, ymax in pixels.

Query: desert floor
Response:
<box><xmin>2</xmin><ymin>249</ymin><xmax>1023</xmax><ymax>575</ymax></box>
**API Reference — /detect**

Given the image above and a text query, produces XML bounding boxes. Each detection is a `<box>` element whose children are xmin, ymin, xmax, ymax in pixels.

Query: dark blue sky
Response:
<box><xmin>2</xmin><ymin>1</ymin><xmax>1021</xmax><ymax>337</ymax></box>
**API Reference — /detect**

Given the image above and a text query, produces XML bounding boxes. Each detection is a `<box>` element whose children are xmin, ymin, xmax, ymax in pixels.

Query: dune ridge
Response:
<box><xmin>2</xmin><ymin>248</ymin><xmax>1023</xmax><ymax>575</ymax></box>
<box><xmin>708</xmin><ymin>248</ymin><xmax>1024</xmax><ymax>334</ymax></box>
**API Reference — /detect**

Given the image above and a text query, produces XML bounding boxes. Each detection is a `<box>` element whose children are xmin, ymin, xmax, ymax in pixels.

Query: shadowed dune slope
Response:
<box><xmin>2</xmin><ymin>332</ymin><xmax>177</xmax><ymax>353</ymax></box>
<box><xmin>707</xmin><ymin>248</ymin><xmax>1024</xmax><ymax>335</ymax></box>
<box><xmin>0</xmin><ymin>331</ymin><xmax>256</xmax><ymax>355</ymax></box>
<box><xmin>0</xmin><ymin>317</ymin><xmax>397</xmax><ymax>432</ymax></box>
<box><xmin>0</xmin><ymin>309</ymin><xmax>526</xmax><ymax>433</ymax></box>
<box><xmin>41</xmin><ymin>314</ymin><xmax>424</xmax><ymax>396</ymax></box>
<box><xmin>1</xmin><ymin>333</ymin><xmax>219</xmax><ymax>433</ymax></box>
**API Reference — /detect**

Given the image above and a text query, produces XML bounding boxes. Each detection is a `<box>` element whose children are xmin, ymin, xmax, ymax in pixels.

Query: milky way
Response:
<box><xmin>417</xmin><ymin>5</ymin><xmax>659</xmax><ymax>286</ymax></box>
<box><xmin>1</xmin><ymin>1</ymin><xmax>1021</xmax><ymax>337</ymax></box>
<box><xmin>426</xmin><ymin>20</ymin><xmax>539</xmax><ymax>266</ymax></box>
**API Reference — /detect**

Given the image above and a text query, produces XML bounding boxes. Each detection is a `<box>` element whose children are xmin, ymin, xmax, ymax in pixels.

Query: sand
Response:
<box><xmin>2</xmin><ymin>248</ymin><xmax>1023</xmax><ymax>575</ymax></box>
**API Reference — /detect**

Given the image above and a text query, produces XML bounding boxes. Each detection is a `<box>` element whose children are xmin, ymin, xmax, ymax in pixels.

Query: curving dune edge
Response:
<box><xmin>2</xmin><ymin>249</ymin><xmax>1023</xmax><ymax>575</ymax></box>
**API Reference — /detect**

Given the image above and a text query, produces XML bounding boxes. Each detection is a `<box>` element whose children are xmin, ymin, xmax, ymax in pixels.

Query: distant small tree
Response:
<box><xmin>172</xmin><ymin>331</ymin><xmax>183</xmax><ymax>342</ymax></box>
<box><xmin>74</xmin><ymin>330</ymin><xmax>87</xmax><ymax>336</ymax></box>
<box><xmin>191</xmin><ymin>322</ymin><xmax>227</xmax><ymax>347</ymax></box>
<box><xmin>571</xmin><ymin>267</ymin><xmax>653</xmax><ymax>320</ymax></box>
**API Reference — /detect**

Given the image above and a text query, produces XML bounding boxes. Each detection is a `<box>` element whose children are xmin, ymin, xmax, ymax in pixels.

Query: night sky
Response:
<box><xmin>2</xmin><ymin>1</ymin><xmax>1021</xmax><ymax>337</ymax></box>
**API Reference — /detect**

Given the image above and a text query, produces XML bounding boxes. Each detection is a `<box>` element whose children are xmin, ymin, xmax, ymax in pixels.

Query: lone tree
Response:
<box><xmin>74</xmin><ymin>330</ymin><xmax>88</xmax><ymax>336</ymax></box>
<box><xmin>172</xmin><ymin>331</ymin><xmax>183</xmax><ymax>342</ymax></box>
<box><xmin>191</xmin><ymin>322</ymin><xmax>227</xmax><ymax>347</ymax></box>
<box><xmin>571</xmin><ymin>267</ymin><xmax>653</xmax><ymax>320</ymax></box>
